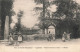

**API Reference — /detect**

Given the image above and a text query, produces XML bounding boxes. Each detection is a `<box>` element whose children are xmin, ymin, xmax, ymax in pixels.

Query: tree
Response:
<box><xmin>53</xmin><ymin>0</ymin><xmax>77</xmax><ymax>18</ymax></box>
<box><xmin>53</xmin><ymin>0</ymin><xmax>80</xmax><ymax>38</ymax></box>
<box><xmin>1</xmin><ymin>0</ymin><xmax>14</xmax><ymax>39</ymax></box>
<box><xmin>16</xmin><ymin>10</ymin><xmax>24</xmax><ymax>32</ymax></box>
<box><xmin>34</xmin><ymin>0</ymin><xmax>55</xmax><ymax>33</ymax></box>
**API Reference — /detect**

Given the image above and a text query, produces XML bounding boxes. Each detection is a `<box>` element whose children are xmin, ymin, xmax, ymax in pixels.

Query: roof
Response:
<box><xmin>48</xmin><ymin>25</ymin><xmax>55</xmax><ymax>29</ymax></box>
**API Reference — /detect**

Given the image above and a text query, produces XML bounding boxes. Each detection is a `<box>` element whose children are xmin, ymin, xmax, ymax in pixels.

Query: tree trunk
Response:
<box><xmin>43</xmin><ymin>0</ymin><xmax>46</xmax><ymax>19</ymax></box>
<box><xmin>42</xmin><ymin>0</ymin><xmax>46</xmax><ymax>34</ymax></box>
<box><xmin>0</xmin><ymin>0</ymin><xmax>1</xmax><ymax>39</ymax></box>
<box><xmin>1</xmin><ymin>15</ymin><xmax>6</xmax><ymax>40</ymax></box>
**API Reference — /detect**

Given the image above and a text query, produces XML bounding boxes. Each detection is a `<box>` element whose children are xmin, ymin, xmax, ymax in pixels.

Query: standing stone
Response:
<box><xmin>4</xmin><ymin>16</ymin><xmax>9</xmax><ymax>39</ymax></box>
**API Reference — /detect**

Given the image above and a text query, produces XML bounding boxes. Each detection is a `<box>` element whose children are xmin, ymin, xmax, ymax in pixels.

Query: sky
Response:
<box><xmin>73</xmin><ymin>0</ymin><xmax>80</xmax><ymax>4</ymax></box>
<box><xmin>10</xmin><ymin>0</ymin><xmax>57</xmax><ymax>29</ymax></box>
<box><xmin>11</xmin><ymin>0</ymin><xmax>38</xmax><ymax>29</ymax></box>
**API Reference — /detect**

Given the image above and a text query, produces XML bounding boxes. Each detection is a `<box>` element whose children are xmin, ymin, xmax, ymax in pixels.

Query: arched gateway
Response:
<box><xmin>44</xmin><ymin>22</ymin><xmax>56</xmax><ymax>35</ymax></box>
<box><xmin>48</xmin><ymin>25</ymin><xmax>55</xmax><ymax>34</ymax></box>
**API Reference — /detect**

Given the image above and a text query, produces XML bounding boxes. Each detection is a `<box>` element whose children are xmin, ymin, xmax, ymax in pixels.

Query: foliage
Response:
<box><xmin>1</xmin><ymin>0</ymin><xmax>14</xmax><ymax>39</ymax></box>
<box><xmin>16</xmin><ymin>10</ymin><xmax>24</xmax><ymax>32</ymax></box>
<box><xmin>53</xmin><ymin>0</ymin><xmax>78</xmax><ymax>19</ymax></box>
<box><xmin>34</xmin><ymin>0</ymin><xmax>80</xmax><ymax>35</ymax></box>
<box><xmin>52</xmin><ymin>0</ymin><xmax>80</xmax><ymax>34</ymax></box>
<box><xmin>34</xmin><ymin>0</ymin><xmax>55</xmax><ymax>29</ymax></box>
<box><xmin>1</xmin><ymin>0</ymin><xmax>14</xmax><ymax>16</ymax></box>
<box><xmin>17</xmin><ymin>10</ymin><xmax>24</xmax><ymax>18</ymax></box>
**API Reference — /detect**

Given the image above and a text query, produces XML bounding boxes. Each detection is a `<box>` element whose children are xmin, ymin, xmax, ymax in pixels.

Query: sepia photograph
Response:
<box><xmin>0</xmin><ymin>0</ymin><xmax>80</xmax><ymax>52</ymax></box>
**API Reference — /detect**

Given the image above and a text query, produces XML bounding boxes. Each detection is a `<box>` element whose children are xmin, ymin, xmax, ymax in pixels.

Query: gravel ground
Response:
<box><xmin>0</xmin><ymin>38</ymin><xmax>80</xmax><ymax>52</ymax></box>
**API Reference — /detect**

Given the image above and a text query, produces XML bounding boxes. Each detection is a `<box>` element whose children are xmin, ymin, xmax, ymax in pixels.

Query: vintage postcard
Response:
<box><xmin>0</xmin><ymin>0</ymin><xmax>80</xmax><ymax>52</ymax></box>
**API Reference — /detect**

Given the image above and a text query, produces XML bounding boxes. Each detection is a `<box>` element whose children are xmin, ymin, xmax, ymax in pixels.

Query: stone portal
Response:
<box><xmin>48</xmin><ymin>26</ymin><xmax>55</xmax><ymax>34</ymax></box>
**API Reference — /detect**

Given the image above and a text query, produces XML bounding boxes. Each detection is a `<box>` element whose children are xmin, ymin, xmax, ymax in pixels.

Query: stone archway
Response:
<box><xmin>48</xmin><ymin>25</ymin><xmax>55</xmax><ymax>34</ymax></box>
<box><xmin>44</xmin><ymin>22</ymin><xmax>56</xmax><ymax>34</ymax></box>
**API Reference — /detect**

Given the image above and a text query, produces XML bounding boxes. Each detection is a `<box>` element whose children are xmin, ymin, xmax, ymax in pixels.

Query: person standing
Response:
<box><xmin>47</xmin><ymin>31</ymin><xmax>51</xmax><ymax>41</ymax></box>
<box><xmin>67</xmin><ymin>33</ymin><xmax>71</xmax><ymax>41</ymax></box>
<box><xmin>18</xmin><ymin>33</ymin><xmax>23</xmax><ymax>43</ymax></box>
<box><xmin>8</xmin><ymin>33</ymin><xmax>14</xmax><ymax>45</ymax></box>
<box><xmin>13</xmin><ymin>33</ymin><xmax>18</xmax><ymax>46</ymax></box>
<box><xmin>62</xmin><ymin>32</ymin><xmax>66</xmax><ymax>42</ymax></box>
<box><xmin>52</xmin><ymin>34</ymin><xmax>55</xmax><ymax>41</ymax></box>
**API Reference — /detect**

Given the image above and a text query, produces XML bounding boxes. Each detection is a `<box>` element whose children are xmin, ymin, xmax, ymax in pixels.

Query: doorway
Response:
<box><xmin>48</xmin><ymin>25</ymin><xmax>55</xmax><ymax>34</ymax></box>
